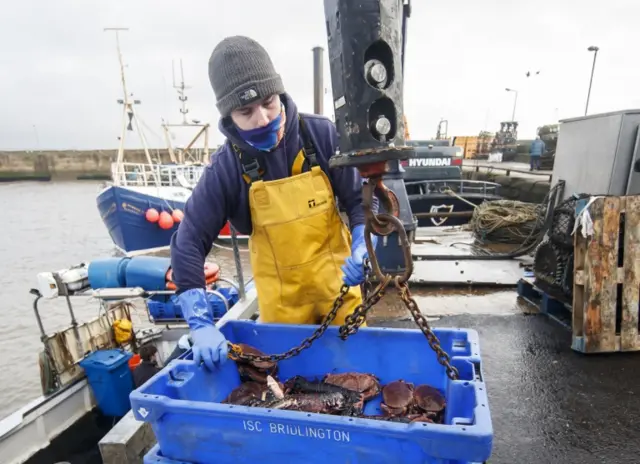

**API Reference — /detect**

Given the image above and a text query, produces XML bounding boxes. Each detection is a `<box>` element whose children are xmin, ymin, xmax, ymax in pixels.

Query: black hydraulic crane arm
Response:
<box><xmin>401</xmin><ymin>0</ymin><xmax>411</xmax><ymax>77</ymax></box>
<box><xmin>323</xmin><ymin>0</ymin><xmax>415</xmax><ymax>282</ymax></box>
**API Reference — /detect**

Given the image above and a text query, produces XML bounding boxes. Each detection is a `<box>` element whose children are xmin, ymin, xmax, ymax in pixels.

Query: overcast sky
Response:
<box><xmin>1</xmin><ymin>0</ymin><xmax>639</xmax><ymax>151</ymax></box>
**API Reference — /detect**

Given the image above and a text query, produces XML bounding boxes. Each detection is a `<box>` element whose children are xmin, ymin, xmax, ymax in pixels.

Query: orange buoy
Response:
<box><xmin>172</xmin><ymin>209</ymin><xmax>184</xmax><ymax>223</ymax></box>
<box><xmin>166</xmin><ymin>262</ymin><xmax>220</xmax><ymax>290</ymax></box>
<box><xmin>158</xmin><ymin>211</ymin><xmax>175</xmax><ymax>230</ymax></box>
<box><xmin>145</xmin><ymin>208</ymin><xmax>160</xmax><ymax>223</ymax></box>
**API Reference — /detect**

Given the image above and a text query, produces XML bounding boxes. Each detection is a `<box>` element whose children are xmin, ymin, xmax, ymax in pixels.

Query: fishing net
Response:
<box><xmin>470</xmin><ymin>199</ymin><xmax>546</xmax><ymax>246</ymax></box>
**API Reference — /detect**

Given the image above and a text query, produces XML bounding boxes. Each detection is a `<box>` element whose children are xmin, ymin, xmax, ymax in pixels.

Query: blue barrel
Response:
<box><xmin>79</xmin><ymin>349</ymin><xmax>133</xmax><ymax>417</ymax></box>
<box><xmin>88</xmin><ymin>257</ymin><xmax>131</xmax><ymax>289</ymax></box>
<box><xmin>125</xmin><ymin>256</ymin><xmax>171</xmax><ymax>291</ymax></box>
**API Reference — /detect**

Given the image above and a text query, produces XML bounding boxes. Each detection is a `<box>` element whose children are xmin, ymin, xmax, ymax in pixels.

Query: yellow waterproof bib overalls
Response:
<box><xmin>234</xmin><ymin>116</ymin><xmax>363</xmax><ymax>325</ymax></box>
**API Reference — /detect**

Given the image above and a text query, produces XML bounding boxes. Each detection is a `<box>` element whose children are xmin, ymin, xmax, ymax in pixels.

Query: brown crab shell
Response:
<box><xmin>323</xmin><ymin>373</ymin><xmax>381</xmax><ymax>401</ymax></box>
<box><xmin>381</xmin><ymin>380</ymin><xmax>415</xmax><ymax>416</ymax></box>
<box><xmin>222</xmin><ymin>381</ymin><xmax>267</xmax><ymax>405</ymax></box>
<box><xmin>413</xmin><ymin>385</ymin><xmax>446</xmax><ymax>415</ymax></box>
<box><xmin>237</xmin><ymin>364</ymin><xmax>279</xmax><ymax>384</ymax></box>
<box><xmin>235</xmin><ymin>343</ymin><xmax>277</xmax><ymax>371</ymax></box>
<box><xmin>407</xmin><ymin>413</ymin><xmax>435</xmax><ymax>423</ymax></box>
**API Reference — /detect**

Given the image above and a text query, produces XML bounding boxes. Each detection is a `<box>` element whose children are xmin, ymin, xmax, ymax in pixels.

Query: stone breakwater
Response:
<box><xmin>0</xmin><ymin>149</ymin><xmax>174</xmax><ymax>181</ymax></box>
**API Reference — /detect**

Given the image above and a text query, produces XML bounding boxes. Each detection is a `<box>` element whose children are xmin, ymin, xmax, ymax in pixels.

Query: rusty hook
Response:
<box><xmin>362</xmin><ymin>178</ymin><xmax>398</xmax><ymax>236</ymax></box>
<box><xmin>364</xmin><ymin>213</ymin><xmax>413</xmax><ymax>283</ymax></box>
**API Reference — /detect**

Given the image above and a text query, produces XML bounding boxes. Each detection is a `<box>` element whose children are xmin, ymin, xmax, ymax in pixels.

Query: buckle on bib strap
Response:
<box><xmin>233</xmin><ymin>143</ymin><xmax>265</xmax><ymax>185</ymax></box>
<box><xmin>298</xmin><ymin>115</ymin><xmax>319</xmax><ymax>168</ymax></box>
<box><xmin>241</xmin><ymin>157</ymin><xmax>263</xmax><ymax>183</ymax></box>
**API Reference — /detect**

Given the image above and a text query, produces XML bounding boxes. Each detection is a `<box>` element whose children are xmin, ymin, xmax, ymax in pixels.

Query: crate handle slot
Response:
<box><xmin>472</xmin><ymin>360</ymin><xmax>483</xmax><ymax>382</ymax></box>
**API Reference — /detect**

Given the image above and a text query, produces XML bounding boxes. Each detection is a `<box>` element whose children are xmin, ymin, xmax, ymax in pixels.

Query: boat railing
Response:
<box><xmin>405</xmin><ymin>178</ymin><xmax>502</xmax><ymax>196</ymax></box>
<box><xmin>111</xmin><ymin>162</ymin><xmax>206</xmax><ymax>188</ymax></box>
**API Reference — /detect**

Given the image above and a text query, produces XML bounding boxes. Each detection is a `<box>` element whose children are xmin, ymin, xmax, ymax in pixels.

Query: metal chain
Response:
<box><xmin>228</xmin><ymin>284</ymin><xmax>350</xmax><ymax>363</ymax></box>
<box><xmin>360</xmin><ymin>258</ymin><xmax>374</xmax><ymax>301</ymax></box>
<box><xmin>339</xmin><ymin>274</ymin><xmax>393</xmax><ymax>339</ymax></box>
<box><xmin>396</xmin><ymin>279</ymin><xmax>460</xmax><ymax>380</ymax></box>
<box><xmin>229</xmin><ymin>177</ymin><xmax>460</xmax><ymax>382</ymax></box>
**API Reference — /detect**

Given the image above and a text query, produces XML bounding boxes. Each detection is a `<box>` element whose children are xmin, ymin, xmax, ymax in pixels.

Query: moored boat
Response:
<box><xmin>0</xmin><ymin>251</ymin><xmax>256</xmax><ymax>464</ymax></box>
<box><xmin>97</xmin><ymin>30</ymin><xmax>245</xmax><ymax>256</ymax></box>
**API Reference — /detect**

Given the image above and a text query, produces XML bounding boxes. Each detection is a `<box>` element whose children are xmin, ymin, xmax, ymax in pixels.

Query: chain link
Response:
<box><xmin>228</xmin><ymin>178</ymin><xmax>460</xmax><ymax>382</ymax></box>
<box><xmin>228</xmin><ymin>284</ymin><xmax>351</xmax><ymax>364</ymax></box>
<box><xmin>395</xmin><ymin>279</ymin><xmax>460</xmax><ymax>380</ymax></box>
<box><xmin>339</xmin><ymin>274</ymin><xmax>393</xmax><ymax>339</ymax></box>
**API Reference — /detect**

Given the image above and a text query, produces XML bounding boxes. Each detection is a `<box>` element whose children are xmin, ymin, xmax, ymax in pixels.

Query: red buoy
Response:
<box><xmin>172</xmin><ymin>209</ymin><xmax>184</xmax><ymax>223</ymax></box>
<box><xmin>145</xmin><ymin>208</ymin><xmax>160</xmax><ymax>223</ymax></box>
<box><xmin>158</xmin><ymin>211</ymin><xmax>174</xmax><ymax>230</ymax></box>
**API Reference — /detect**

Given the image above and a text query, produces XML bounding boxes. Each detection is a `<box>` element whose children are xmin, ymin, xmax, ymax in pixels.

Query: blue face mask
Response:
<box><xmin>236</xmin><ymin>112</ymin><xmax>284</xmax><ymax>152</ymax></box>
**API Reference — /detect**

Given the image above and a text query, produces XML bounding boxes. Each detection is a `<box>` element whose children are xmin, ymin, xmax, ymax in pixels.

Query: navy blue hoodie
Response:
<box><xmin>170</xmin><ymin>93</ymin><xmax>368</xmax><ymax>291</ymax></box>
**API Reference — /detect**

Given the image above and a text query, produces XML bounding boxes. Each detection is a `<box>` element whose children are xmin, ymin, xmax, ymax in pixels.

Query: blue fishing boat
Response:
<box><xmin>97</xmin><ymin>32</ymin><xmax>247</xmax><ymax>255</ymax></box>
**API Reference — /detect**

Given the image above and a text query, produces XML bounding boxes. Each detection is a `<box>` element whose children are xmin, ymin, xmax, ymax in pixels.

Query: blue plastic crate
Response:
<box><xmin>143</xmin><ymin>444</ymin><xmax>189</xmax><ymax>463</ymax></box>
<box><xmin>80</xmin><ymin>349</ymin><xmax>134</xmax><ymax>417</ymax></box>
<box><xmin>130</xmin><ymin>320</ymin><xmax>492</xmax><ymax>464</ymax></box>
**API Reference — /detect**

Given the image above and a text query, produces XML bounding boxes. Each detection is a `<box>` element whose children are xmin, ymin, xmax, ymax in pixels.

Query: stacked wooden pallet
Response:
<box><xmin>572</xmin><ymin>195</ymin><xmax>640</xmax><ymax>353</ymax></box>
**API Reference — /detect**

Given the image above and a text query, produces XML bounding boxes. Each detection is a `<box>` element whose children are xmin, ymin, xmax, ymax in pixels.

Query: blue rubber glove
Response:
<box><xmin>342</xmin><ymin>224</ymin><xmax>378</xmax><ymax>287</ymax></box>
<box><xmin>177</xmin><ymin>288</ymin><xmax>228</xmax><ymax>371</ymax></box>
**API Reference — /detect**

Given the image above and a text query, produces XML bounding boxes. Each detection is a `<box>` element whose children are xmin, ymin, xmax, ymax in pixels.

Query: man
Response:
<box><xmin>529</xmin><ymin>136</ymin><xmax>546</xmax><ymax>171</ymax></box>
<box><xmin>170</xmin><ymin>36</ymin><xmax>377</xmax><ymax>371</ymax></box>
<box><xmin>133</xmin><ymin>345</ymin><xmax>161</xmax><ymax>388</ymax></box>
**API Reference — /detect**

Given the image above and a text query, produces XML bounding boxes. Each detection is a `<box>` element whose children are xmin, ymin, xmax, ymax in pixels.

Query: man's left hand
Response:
<box><xmin>342</xmin><ymin>224</ymin><xmax>378</xmax><ymax>287</ymax></box>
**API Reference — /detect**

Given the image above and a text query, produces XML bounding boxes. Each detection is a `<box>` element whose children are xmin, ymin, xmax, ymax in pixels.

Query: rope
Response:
<box><xmin>470</xmin><ymin>199</ymin><xmax>545</xmax><ymax>246</ymax></box>
<box><xmin>443</xmin><ymin>188</ymin><xmax>479</xmax><ymax>208</ymax></box>
<box><xmin>413</xmin><ymin>181</ymin><xmax>564</xmax><ymax>261</ymax></box>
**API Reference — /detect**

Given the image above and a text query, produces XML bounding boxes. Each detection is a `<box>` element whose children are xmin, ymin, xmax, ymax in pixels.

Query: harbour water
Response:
<box><xmin>0</xmin><ymin>180</ymin><xmax>252</xmax><ymax>420</ymax></box>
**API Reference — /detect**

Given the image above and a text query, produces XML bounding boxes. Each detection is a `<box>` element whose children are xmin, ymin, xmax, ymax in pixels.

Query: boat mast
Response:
<box><xmin>104</xmin><ymin>27</ymin><xmax>155</xmax><ymax>184</ymax></box>
<box><xmin>174</xmin><ymin>59</ymin><xmax>190</xmax><ymax>126</ymax></box>
<box><xmin>162</xmin><ymin>58</ymin><xmax>210</xmax><ymax>164</ymax></box>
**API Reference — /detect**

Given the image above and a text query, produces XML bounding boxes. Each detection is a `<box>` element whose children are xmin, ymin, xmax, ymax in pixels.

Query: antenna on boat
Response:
<box><xmin>104</xmin><ymin>27</ymin><xmax>157</xmax><ymax>185</ymax></box>
<box><xmin>162</xmin><ymin>58</ymin><xmax>211</xmax><ymax>165</ymax></box>
<box><xmin>172</xmin><ymin>59</ymin><xmax>191</xmax><ymax>125</ymax></box>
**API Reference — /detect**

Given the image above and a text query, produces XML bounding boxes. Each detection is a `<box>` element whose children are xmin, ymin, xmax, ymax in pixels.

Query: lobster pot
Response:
<box><xmin>88</xmin><ymin>257</ymin><xmax>131</xmax><ymax>289</ymax></box>
<box><xmin>125</xmin><ymin>256</ymin><xmax>171</xmax><ymax>291</ymax></box>
<box><xmin>131</xmin><ymin>321</ymin><xmax>493</xmax><ymax>464</ymax></box>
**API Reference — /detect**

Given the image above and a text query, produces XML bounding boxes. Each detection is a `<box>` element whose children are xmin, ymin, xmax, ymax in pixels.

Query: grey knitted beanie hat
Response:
<box><xmin>208</xmin><ymin>36</ymin><xmax>285</xmax><ymax>118</ymax></box>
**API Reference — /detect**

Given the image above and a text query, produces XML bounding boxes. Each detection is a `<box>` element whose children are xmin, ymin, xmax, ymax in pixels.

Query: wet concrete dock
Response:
<box><xmin>371</xmin><ymin>287</ymin><xmax>640</xmax><ymax>464</ymax></box>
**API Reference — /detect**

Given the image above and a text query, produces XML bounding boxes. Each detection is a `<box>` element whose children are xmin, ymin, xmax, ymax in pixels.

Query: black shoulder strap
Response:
<box><xmin>232</xmin><ymin>143</ymin><xmax>264</xmax><ymax>184</ymax></box>
<box><xmin>298</xmin><ymin>115</ymin><xmax>319</xmax><ymax>169</ymax></box>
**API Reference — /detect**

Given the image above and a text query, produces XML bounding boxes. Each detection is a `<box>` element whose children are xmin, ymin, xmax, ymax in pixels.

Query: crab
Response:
<box><xmin>413</xmin><ymin>385</ymin><xmax>446</xmax><ymax>418</ymax></box>
<box><xmin>234</xmin><ymin>343</ymin><xmax>278</xmax><ymax>383</ymax></box>
<box><xmin>323</xmin><ymin>373</ymin><xmax>381</xmax><ymax>401</ymax></box>
<box><xmin>381</xmin><ymin>380</ymin><xmax>415</xmax><ymax>416</ymax></box>
<box><xmin>407</xmin><ymin>414</ymin><xmax>435</xmax><ymax>423</ymax></box>
<box><xmin>222</xmin><ymin>381</ymin><xmax>267</xmax><ymax>406</ymax></box>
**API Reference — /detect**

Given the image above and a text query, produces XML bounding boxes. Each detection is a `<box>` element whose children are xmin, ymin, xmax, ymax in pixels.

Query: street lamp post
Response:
<box><xmin>585</xmin><ymin>45</ymin><xmax>599</xmax><ymax>116</ymax></box>
<box><xmin>505</xmin><ymin>88</ymin><xmax>518</xmax><ymax>121</ymax></box>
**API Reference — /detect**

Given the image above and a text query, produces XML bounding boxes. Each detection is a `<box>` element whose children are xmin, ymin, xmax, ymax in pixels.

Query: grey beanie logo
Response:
<box><xmin>238</xmin><ymin>87</ymin><xmax>259</xmax><ymax>105</ymax></box>
<box><xmin>208</xmin><ymin>36</ymin><xmax>285</xmax><ymax>117</ymax></box>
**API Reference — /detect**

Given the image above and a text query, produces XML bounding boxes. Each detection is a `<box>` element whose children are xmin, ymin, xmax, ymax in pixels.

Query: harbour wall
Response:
<box><xmin>0</xmin><ymin>150</ymin><xmax>174</xmax><ymax>181</ymax></box>
<box><xmin>1</xmin><ymin>149</ymin><xmax>551</xmax><ymax>204</ymax></box>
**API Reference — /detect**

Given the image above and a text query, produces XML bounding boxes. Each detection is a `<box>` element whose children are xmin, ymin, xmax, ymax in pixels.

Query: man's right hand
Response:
<box><xmin>177</xmin><ymin>288</ymin><xmax>229</xmax><ymax>370</ymax></box>
<box><xmin>191</xmin><ymin>325</ymin><xmax>229</xmax><ymax>370</ymax></box>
